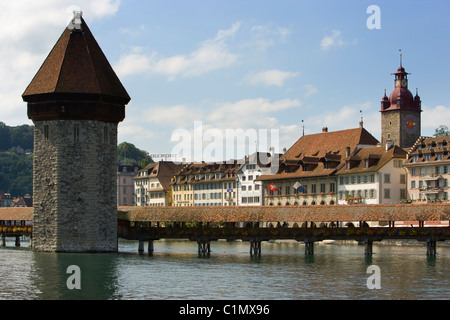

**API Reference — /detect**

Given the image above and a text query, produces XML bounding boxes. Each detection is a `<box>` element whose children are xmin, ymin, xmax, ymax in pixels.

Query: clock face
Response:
<box><xmin>396</xmin><ymin>80</ymin><xmax>400</xmax><ymax>87</ymax></box>
<box><xmin>405</xmin><ymin>115</ymin><xmax>417</xmax><ymax>132</ymax></box>
<box><xmin>402</xmin><ymin>80</ymin><xmax>407</xmax><ymax>87</ymax></box>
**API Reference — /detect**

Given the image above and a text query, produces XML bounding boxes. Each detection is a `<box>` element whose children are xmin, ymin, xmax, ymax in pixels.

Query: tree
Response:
<box><xmin>434</xmin><ymin>125</ymin><xmax>449</xmax><ymax>137</ymax></box>
<box><xmin>117</xmin><ymin>142</ymin><xmax>153</xmax><ymax>167</ymax></box>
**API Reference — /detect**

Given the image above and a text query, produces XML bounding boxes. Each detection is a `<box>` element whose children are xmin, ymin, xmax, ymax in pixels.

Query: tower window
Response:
<box><xmin>74</xmin><ymin>124</ymin><xmax>80</xmax><ymax>143</ymax></box>
<box><xmin>44</xmin><ymin>125</ymin><xmax>49</xmax><ymax>141</ymax></box>
<box><xmin>103</xmin><ymin>126</ymin><xmax>109</xmax><ymax>143</ymax></box>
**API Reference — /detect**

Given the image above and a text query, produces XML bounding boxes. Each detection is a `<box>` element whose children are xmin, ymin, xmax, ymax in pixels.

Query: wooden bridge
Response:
<box><xmin>117</xmin><ymin>203</ymin><xmax>450</xmax><ymax>256</ymax></box>
<box><xmin>1</xmin><ymin>204</ymin><xmax>450</xmax><ymax>256</ymax></box>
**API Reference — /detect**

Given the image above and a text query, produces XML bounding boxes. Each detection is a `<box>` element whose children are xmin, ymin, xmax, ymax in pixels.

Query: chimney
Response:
<box><xmin>385</xmin><ymin>140</ymin><xmax>394</xmax><ymax>151</ymax></box>
<box><xmin>346</xmin><ymin>147</ymin><xmax>351</xmax><ymax>157</ymax></box>
<box><xmin>322</xmin><ymin>127</ymin><xmax>328</xmax><ymax>133</ymax></box>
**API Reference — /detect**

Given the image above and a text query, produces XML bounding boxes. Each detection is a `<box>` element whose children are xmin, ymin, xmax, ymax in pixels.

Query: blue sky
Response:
<box><xmin>1</xmin><ymin>0</ymin><xmax>449</xmax><ymax>161</ymax></box>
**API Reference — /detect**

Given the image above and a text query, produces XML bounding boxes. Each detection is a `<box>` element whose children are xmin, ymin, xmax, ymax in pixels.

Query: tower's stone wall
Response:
<box><xmin>32</xmin><ymin>120</ymin><xmax>118</xmax><ymax>252</ymax></box>
<box><xmin>381</xmin><ymin>110</ymin><xmax>421</xmax><ymax>148</ymax></box>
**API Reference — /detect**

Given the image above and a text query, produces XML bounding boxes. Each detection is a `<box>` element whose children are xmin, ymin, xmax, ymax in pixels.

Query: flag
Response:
<box><xmin>268</xmin><ymin>183</ymin><xmax>279</xmax><ymax>191</ymax></box>
<box><xmin>122</xmin><ymin>144</ymin><xmax>126</xmax><ymax>151</ymax></box>
<box><xmin>293</xmin><ymin>181</ymin><xmax>304</xmax><ymax>193</ymax></box>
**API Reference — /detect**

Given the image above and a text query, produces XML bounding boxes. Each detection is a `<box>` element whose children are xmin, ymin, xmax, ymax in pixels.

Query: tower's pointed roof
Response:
<box><xmin>23</xmin><ymin>16</ymin><xmax>130</xmax><ymax>103</ymax></box>
<box><xmin>23</xmin><ymin>13</ymin><xmax>130</xmax><ymax>123</ymax></box>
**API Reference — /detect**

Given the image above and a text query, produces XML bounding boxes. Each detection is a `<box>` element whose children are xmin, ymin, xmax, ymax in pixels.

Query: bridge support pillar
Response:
<box><xmin>426</xmin><ymin>240</ymin><xmax>436</xmax><ymax>256</ymax></box>
<box><xmin>364</xmin><ymin>240</ymin><xmax>373</xmax><ymax>256</ymax></box>
<box><xmin>250</xmin><ymin>240</ymin><xmax>261</xmax><ymax>257</ymax></box>
<box><xmin>15</xmin><ymin>236</ymin><xmax>20</xmax><ymax>247</ymax></box>
<box><xmin>148</xmin><ymin>240</ymin><xmax>154</xmax><ymax>256</ymax></box>
<box><xmin>304</xmin><ymin>240</ymin><xmax>314</xmax><ymax>256</ymax></box>
<box><xmin>2</xmin><ymin>235</ymin><xmax>5</xmax><ymax>247</ymax></box>
<box><xmin>197</xmin><ymin>241</ymin><xmax>211</xmax><ymax>256</ymax></box>
<box><xmin>138</xmin><ymin>240</ymin><xmax>144</xmax><ymax>254</ymax></box>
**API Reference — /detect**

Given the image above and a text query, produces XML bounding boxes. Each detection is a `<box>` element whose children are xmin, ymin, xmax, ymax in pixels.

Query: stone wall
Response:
<box><xmin>33</xmin><ymin>120</ymin><xmax>118</xmax><ymax>252</ymax></box>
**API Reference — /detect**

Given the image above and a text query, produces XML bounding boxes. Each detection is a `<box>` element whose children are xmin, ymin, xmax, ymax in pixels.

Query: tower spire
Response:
<box><xmin>399</xmin><ymin>49</ymin><xmax>402</xmax><ymax>67</ymax></box>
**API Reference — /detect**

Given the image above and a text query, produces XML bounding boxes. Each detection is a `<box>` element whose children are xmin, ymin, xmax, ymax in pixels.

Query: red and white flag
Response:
<box><xmin>268</xmin><ymin>183</ymin><xmax>279</xmax><ymax>191</ymax></box>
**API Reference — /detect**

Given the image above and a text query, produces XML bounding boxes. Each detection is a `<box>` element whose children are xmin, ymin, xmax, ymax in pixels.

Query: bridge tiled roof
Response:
<box><xmin>0</xmin><ymin>207</ymin><xmax>33</xmax><ymax>221</ymax></box>
<box><xmin>118</xmin><ymin>203</ymin><xmax>450</xmax><ymax>223</ymax></box>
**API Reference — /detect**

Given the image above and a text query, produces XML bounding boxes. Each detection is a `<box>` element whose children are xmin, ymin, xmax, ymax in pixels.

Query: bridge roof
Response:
<box><xmin>0</xmin><ymin>207</ymin><xmax>33</xmax><ymax>221</ymax></box>
<box><xmin>118</xmin><ymin>204</ymin><xmax>450</xmax><ymax>223</ymax></box>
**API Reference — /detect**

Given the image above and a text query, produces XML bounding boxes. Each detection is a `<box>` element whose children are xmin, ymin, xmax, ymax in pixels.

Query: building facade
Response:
<box><xmin>171</xmin><ymin>161</ymin><xmax>239</xmax><ymax>206</ymax></box>
<box><xmin>404</xmin><ymin>135</ymin><xmax>450</xmax><ymax>203</ymax></box>
<box><xmin>257</xmin><ymin>126</ymin><xmax>380</xmax><ymax>206</ymax></box>
<box><xmin>237</xmin><ymin>152</ymin><xmax>279</xmax><ymax>206</ymax></box>
<box><xmin>117</xmin><ymin>165</ymin><xmax>139</xmax><ymax>206</ymax></box>
<box><xmin>134</xmin><ymin>161</ymin><xmax>182</xmax><ymax>207</ymax></box>
<box><xmin>336</xmin><ymin>144</ymin><xmax>408</xmax><ymax>205</ymax></box>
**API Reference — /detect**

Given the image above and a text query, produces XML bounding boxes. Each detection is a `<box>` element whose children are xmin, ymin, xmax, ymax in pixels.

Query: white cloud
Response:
<box><xmin>0</xmin><ymin>0</ymin><xmax>121</xmax><ymax>125</ymax></box>
<box><xmin>304</xmin><ymin>84</ymin><xmax>319</xmax><ymax>97</ymax></box>
<box><xmin>143</xmin><ymin>104</ymin><xmax>201</xmax><ymax>128</ymax></box>
<box><xmin>249</xmin><ymin>25</ymin><xmax>292</xmax><ymax>51</ymax></box>
<box><xmin>305</xmin><ymin>102</ymin><xmax>376</xmax><ymax>135</ymax></box>
<box><xmin>422</xmin><ymin>105</ymin><xmax>450</xmax><ymax>135</ymax></box>
<box><xmin>115</xmin><ymin>22</ymin><xmax>240</xmax><ymax>79</ymax></box>
<box><xmin>320</xmin><ymin>29</ymin><xmax>356</xmax><ymax>51</ymax></box>
<box><xmin>245</xmin><ymin>70</ymin><xmax>299</xmax><ymax>87</ymax></box>
<box><xmin>206</xmin><ymin>98</ymin><xmax>302</xmax><ymax>127</ymax></box>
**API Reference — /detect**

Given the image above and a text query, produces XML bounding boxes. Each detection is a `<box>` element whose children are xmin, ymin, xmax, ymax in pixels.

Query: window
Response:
<box><xmin>400</xmin><ymin>189</ymin><xmax>407</xmax><ymax>200</ymax></box>
<box><xmin>411</xmin><ymin>181</ymin><xmax>416</xmax><ymax>189</ymax></box>
<box><xmin>44</xmin><ymin>125</ymin><xmax>49</xmax><ymax>141</ymax></box>
<box><xmin>400</xmin><ymin>174</ymin><xmax>406</xmax><ymax>184</ymax></box>
<box><xmin>73</xmin><ymin>124</ymin><xmax>80</xmax><ymax>143</ymax></box>
<box><xmin>255</xmin><ymin>184</ymin><xmax>260</xmax><ymax>191</ymax></box>
<box><xmin>384</xmin><ymin>188</ymin><xmax>390</xmax><ymax>199</ymax></box>
<box><xmin>311</xmin><ymin>184</ymin><xmax>316</xmax><ymax>193</ymax></box>
<box><xmin>242</xmin><ymin>186</ymin><xmax>246</xmax><ymax>191</ymax></box>
<box><xmin>285</xmin><ymin>186</ymin><xmax>290</xmax><ymax>194</ymax></box>
<box><xmin>248</xmin><ymin>175</ymin><xmax>254</xmax><ymax>181</ymax></box>
<box><xmin>103</xmin><ymin>126</ymin><xmax>109</xmax><ymax>143</ymax></box>
<box><xmin>329</xmin><ymin>182</ymin><xmax>335</xmax><ymax>192</ymax></box>
<box><xmin>320</xmin><ymin>183</ymin><xmax>325</xmax><ymax>193</ymax></box>
<box><xmin>384</xmin><ymin>174</ymin><xmax>390</xmax><ymax>183</ymax></box>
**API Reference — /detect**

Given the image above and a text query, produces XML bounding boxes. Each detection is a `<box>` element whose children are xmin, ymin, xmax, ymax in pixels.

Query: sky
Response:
<box><xmin>1</xmin><ymin>0</ymin><xmax>449</xmax><ymax>162</ymax></box>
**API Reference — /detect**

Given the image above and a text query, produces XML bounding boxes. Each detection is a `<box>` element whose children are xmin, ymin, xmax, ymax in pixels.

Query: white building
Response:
<box><xmin>336</xmin><ymin>143</ymin><xmax>408</xmax><ymax>205</ymax></box>
<box><xmin>237</xmin><ymin>152</ymin><xmax>278</xmax><ymax>206</ymax></box>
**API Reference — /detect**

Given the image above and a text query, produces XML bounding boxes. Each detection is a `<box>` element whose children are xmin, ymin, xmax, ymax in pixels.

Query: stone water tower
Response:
<box><xmin>22</xmin><ymin>13</ymin><xmax>130</xmax><ymax>252</ymax></box>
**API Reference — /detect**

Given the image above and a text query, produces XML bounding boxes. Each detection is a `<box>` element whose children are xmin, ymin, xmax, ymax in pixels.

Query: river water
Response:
<box><xmin>1</xmin><ymin>238</ymin><xmax>449</xmax><ymax>300</ymax></box>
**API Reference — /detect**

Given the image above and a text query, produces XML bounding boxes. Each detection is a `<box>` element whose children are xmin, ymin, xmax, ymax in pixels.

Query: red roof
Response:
<box><xmin>258</xmin><ymin>127</ymin><xmax>379</xmax><ymax>181</ymax></box>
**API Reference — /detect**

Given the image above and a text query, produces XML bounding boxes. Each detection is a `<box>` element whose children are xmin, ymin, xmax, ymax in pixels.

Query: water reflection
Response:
<box><xmin>31</xmin><ymin>252</ymin><xmax>119</xmax><ymax>299</ymax></box>
<box><xmin>1</xmin><ymin>239</ymin><xmax>450</xmax><ymax>300</ymax></box>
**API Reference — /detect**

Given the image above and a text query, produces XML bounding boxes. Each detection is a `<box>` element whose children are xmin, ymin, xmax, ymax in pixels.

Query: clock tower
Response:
<box><xmin>380</xmin><ymin>57</ymin><xmax>422</xmax><ymax>148</ymax></box>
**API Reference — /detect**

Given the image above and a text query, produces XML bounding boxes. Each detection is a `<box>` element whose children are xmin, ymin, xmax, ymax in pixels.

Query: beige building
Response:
<box><xmin>171</xmin><ymin>161</ymin><xmax>240</xmax><ymax>206</ymax></box>
<box><xmin>134</xmin><ymin>161</ymin><xmax>182</xmax><ymax>206</ymax></box>
<box><xmin>404</xmin><ymin>135</ymin><xmax>450</xmax><ymax>203</ymax></box>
